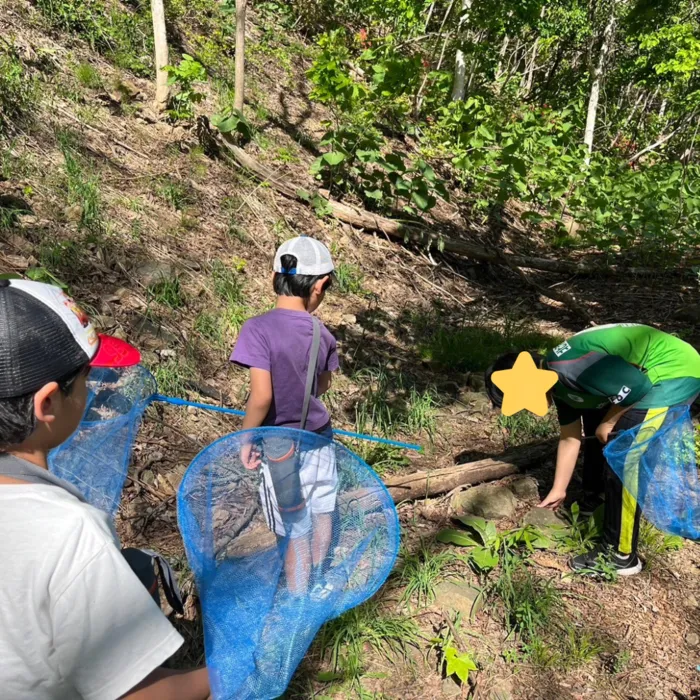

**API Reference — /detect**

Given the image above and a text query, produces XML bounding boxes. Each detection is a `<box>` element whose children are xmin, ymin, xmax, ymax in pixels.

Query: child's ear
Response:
<box><xmin>314</xmin><ymin>276</ymin><xmax>329</xmax><ymax>295</ymax></box>
<box><xmin>34</xmin><ymin>382</ymin><xmax>60</xmax><ymax>424</ymax></box>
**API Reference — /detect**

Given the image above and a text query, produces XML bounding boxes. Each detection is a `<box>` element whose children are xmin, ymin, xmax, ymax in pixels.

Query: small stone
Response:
<box><xmin>686</xmin><ymin>632</ymin><xmax>700</xmax><ymax>647</ymax></box>
<box><xmin>509</xmin><ymin>476</ymin><xmax>540</xmax><ymax>501</ymax></box>
<box><xmin>133</xmin><ymin>261</ymin><xmax>177</xmax><ymax>289</ymax></box>
<box><xmin>159</xmin><ymin>348</ymin><xmax>176</xmax><ymax>358</ymax></box>
<box><xmin>441</xmin><ymin>676</ymin><xmax>463</xmax><ymax>698</ymax></box>
<box><xmin>685</xmin><ymin>595</ymin><xmax>699</xmax><ymax>609</ymax></box>
<box><xmin>487</xmin><ymin>680</ymin><xmax>514</xmax><ymax>700</ymax></box>
<box><xmin>452</xmin><ymin>484</ymin><xmax>517</xmax><ymax>519</ymax></box>
<box><xmin>522</xmin><ymin>507</ymin><xmax>567</xmax><ymax>529</ymax></box>
<box><xmin>434</xmin><ymin>580</ymin><xmax>484</xmax><ymax>618</ymax></box>
<box><xmin>467</xmin><ymin>372</ymin><xmax>486</xmax><ymax>393</ymax></box>
<box><xmin>141</xmin><ymin>469</ymin><xmax>155</xmax><ymax>485</ymax></box>
<box><xmin>341</xmin><ymin>313</ymin><xmax>356</xmax><ymax>325</ymax></box>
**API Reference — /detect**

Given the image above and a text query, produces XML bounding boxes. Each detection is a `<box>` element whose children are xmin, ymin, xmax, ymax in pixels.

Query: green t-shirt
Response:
<box><xmin>544</xmin><ymin>323</ymin><xmax>700</xmax><ymax>425</ymax></box>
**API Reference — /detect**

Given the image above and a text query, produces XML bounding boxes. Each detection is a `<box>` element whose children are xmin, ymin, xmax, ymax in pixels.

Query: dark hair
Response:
<box><xmin>273</xmin><ymin>254</ymin><xmax>333</xmax><ymax>299</ymax></box>
<box><xmin>0</xmin><ymin>365</ymin><xmax>88</xmax><ymax>450</ymax></box>
<box><xmin>484</xmin><ymin>351</ymin><xmax>544</xmax><ymax>408</ymax></box>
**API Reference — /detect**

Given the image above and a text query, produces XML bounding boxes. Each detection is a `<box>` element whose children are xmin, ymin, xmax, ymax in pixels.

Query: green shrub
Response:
<box><xmin>164</xmin><ymin>55</ymin><xmax>207</xmax><ymax>121</ymax></box>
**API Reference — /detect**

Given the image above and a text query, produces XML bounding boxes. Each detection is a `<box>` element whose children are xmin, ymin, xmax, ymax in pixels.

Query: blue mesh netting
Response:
<box><xmin>177</xmin><ymin>427</ymin><xmax>400</xmax><ymax>700</ymax></box>
<box><xmin>604</xmin><ymin>406</ymin><xmax>699</xmax><ymax>540</ymax></box>
<box><xmin>49</xmin><ymin>365</ymin><xmax>157</xmax><ymax>516</ymax></box>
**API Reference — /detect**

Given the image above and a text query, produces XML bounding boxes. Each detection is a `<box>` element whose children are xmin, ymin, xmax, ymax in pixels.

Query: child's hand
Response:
<box><xmin>240</xmin><ymin>442</ymin><xmax>261</xmax><ymax>470</ymax></box>
<box><xmin>539</xmin><ymin>487</ymin><xmax>566</xmax><ymax>510</ymax></box>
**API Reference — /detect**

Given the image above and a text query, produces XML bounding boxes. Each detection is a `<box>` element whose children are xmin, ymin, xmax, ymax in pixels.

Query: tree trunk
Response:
<box><xmin>151</xmin><ymin>0</ymin><xmax>169</xmax><ymax>113</ymax></box>
<box><xmin>384</xmin><ymin>443</ymin><xmax>555</xmax><ymax>503</ymax></box>
<box><xmin>494</xmin><ymin>34</ymin><xmax>509</xmax><ymax>82</ymax></box>
<box><xmin>522</xmin><ymin>37</ymin><xmax>539</xmax><ymax>95</ymax></box>
<box><xmin>583</xmin><ymin>11</ymin><xmax>617</xmax><ymax>161</ymax></box>
<box><xmin>451</xmin><ymin>0</ymin><xmax>473</xmax><ymax>101</ymax></box>
<box><xmin>234</xmin><ymin>0</ymin><xmax>247</xmax><ymax>112</ymax></box>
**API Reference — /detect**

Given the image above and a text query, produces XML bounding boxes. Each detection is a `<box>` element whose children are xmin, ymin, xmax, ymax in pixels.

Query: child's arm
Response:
<box><xmin>242</xmin><ymin>368</ymin><xmax>273</xmax><ymax>430</ymax></box>
<box><xmin>121</xmin><ymin>667</ymin><xmax>210</xmax><ymax>700</ymax></box>
<box><xmin>240</xmin><ymin>368</ymin><xmax>272</xmax><ymax>469</ymax></box>
<box><xmin>317</xmin><ymin>370</ymin><xmax>333</xmax><ymax>396</ymax></box>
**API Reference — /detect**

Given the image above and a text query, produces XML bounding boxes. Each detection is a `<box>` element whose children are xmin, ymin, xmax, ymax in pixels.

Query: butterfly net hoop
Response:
<box><xmin>49</xmin><ymin>365</ymin><xmax>157</xmax><ymax>516</ymax></box>
<box><xmin>177</xmin><ymin>427</ymin><xmax>400</xmax><ymax>700</ymax></box>
<box><xmin>604</xmin><ymin>406</ymin><xmax>699</xmax><ymax>540</ymax></box>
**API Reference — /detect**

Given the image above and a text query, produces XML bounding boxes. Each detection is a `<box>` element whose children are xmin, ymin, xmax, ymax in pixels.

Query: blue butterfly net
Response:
<box><xmin>604</xmin><ymin>406</ymin><xmax>699</xmax><ymax>540</ymax></box>
<box><xmin>177</xmin><ymin>427</ymin><xmax>400</xmax><ymax>700</ymax></box>
<box><xmin>49</xmin><ymin>365</ymin><xmax>157</xmax><ymax>516</ymax></box>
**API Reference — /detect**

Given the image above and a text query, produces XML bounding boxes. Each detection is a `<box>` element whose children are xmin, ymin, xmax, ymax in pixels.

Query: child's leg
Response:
<box><xmin>581</xmin><ymin>408</ymin><xmax>608</xmax><ymax>494</ymax></box>
<box><xmin>603</xmin><ymin>407</ymin><xmax>668</xmax><ymax>556</ymax></box>
<box><xmin>311</xmin><ymin>512</ymin><xmax>333</xmax><ymax>569</ymax></box>
<box><xmin>284</xmin><ymin>535</ymin><xmax>312</xmax><ymax>595</ymax></box>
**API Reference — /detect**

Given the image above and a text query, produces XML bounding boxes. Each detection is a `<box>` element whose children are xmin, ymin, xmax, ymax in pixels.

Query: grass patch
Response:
<box><xmin>352</xmin><ymin>366</ymin><xmax>438</xmax><ymax>441</ymax></box>
<box><xmin>152</xmin><ymin>356</ymin><xmax>194</xmax><ymax>397</ymax></box>
<box><xmin>315</xmin><ymin>600</ymin><xmax>420</xmax><ymax>686</ymax></box>
<box><xmin>638</xmin><ymin>518</ymin><xmax>683</xmax><ymax>567</ymax></box>
<box><xmin>497</xmin><ymin>409</ymin><xmax>559</xmax><ymax>447</ymax></box>
<box><xmin>211</xmin><ymin>259</ymin><xmax>248</xmax><ymax>333</ymax></box>
<box><xmin>335</xmin><ymin>262</ymin><xmax>367</xmax><ymax>296</ymax></box>
<box><xmin>74</xmin><ymin>62</ymin><xmax>102</xmax><ymax>89</ymax></box>
<box><xmin>551</xmin><ymin>503</ymin><xmax>602</xmax><ymax>556</ymax></box>
<box><xmin>492</xmin><ymin>552</ymin><xmax>607</xmax><ymax>669</ymax></box>
<box><xmin>0</xmin><ymin>45</ymin><xmax>37</xmax><ymax>135</ymax></box>
<box><xmin>349</xmin><ymin>441</ymin><xmax>410</xmax><ymax>476</ymax></box>
<box><xmin>35</xmin><ymin>0</ymin><xmax>154</xmax><ymax>76</ymax></box>
<box><xmin>59</xmin><ymin>133</ymin><xmax>103</xmax><ymax>234</ymax></box>
<box><xmin>394</xmin><ymin>542</ymin><xmax>459</xmax><ymax>608</ymax></box>
<box><xmin>416</xmin><ymin>315</ymin><xmax>561</xmax><ymax>373</ymax></box>
<box><xmin>194</xmin><ymin>311</ymin><xmax>225</xmax><ymax>348</ymax></box>
<box><xmin>148</xmin><ymin>277</ymin><xmax>186</xmax><ymax>309</ymax></box>
<box><xmin>156</xmin><ymin>177</ymin><xmax>193</xmax><ymax>210</ymax></box>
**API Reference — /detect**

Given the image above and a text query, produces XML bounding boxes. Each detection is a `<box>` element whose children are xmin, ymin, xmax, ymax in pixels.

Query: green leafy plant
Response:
<box><xmin>551</xmin><ymin>502</ymin><xmax>603</xmax><ymax>556</ymax></box>
<box><xmin>430</xmin><ymin>615</ymin><xmax>478</xmax><ymax>685</ymax></box>
<box><xmin>334</xmin><ymin>261</ymin><xmax>367</xmax><ymax>295</ymax></box>
<box><xmin>211</xmin><ymin>107</ymin><xmax>254</xmax><ymax>142</ymax></box>
<box><xmin>164</xmin><ymin>55</ymin><xmax>207</xmax><ymax>121</ymax></box>
<box><xmin>437</xmin><ymin>517</ymin><xmax>549</xmax><ymax>573</ymax></box>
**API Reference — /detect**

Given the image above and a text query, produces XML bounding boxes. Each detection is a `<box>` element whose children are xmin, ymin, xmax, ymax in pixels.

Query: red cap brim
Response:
<box><xmin>90</xmin><ymin>334</ymin><xmax>142</xmax><ymax>368</ymax></box>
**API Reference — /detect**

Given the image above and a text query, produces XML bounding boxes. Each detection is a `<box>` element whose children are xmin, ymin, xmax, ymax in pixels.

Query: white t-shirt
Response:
<box><xmin>0</xmin><ymin>484</ymin><xmax>184</xmax><ymax>700</ymax></box>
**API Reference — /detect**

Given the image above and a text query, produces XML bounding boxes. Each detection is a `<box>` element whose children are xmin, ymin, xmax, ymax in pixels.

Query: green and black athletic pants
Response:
<box><xmin>581</xmin><ymin>405</ymin><xmax>679</xmax><ymax>556</ymax></box>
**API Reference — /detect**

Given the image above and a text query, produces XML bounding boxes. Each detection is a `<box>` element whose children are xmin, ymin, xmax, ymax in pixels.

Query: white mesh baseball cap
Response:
<box><xmin>273</xmin><ymin>236</ymin><xmax>334</xmax><ymax>276</ymax></box>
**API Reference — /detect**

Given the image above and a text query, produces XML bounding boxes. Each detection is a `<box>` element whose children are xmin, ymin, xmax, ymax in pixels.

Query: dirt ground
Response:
<box><xmin>2</xmin><ymin>1</ymin><xmax>700</xmax><ymax>697</ymax></box>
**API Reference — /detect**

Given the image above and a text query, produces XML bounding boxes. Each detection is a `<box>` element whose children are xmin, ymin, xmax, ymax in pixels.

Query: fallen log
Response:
<box><xmin>383</xmin><ymin>442</ymin><xmax>555</xmax><ymax>503</ymax></box>
<box><xmin>216</xmin><ymin>135</ymin><xmax>680</xmax><ymax>280</ymax></box>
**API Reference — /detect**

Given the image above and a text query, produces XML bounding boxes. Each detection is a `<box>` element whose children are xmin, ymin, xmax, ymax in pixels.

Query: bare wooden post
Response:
<box><xmin>151</xmin><ymin>0</ymin><xmax>169</xmax><ymax>113</ymax></box>
<box><xmin>234</xmin><ymin>0</ymin><xmax>247</xmax><ymax>112</ymax></box>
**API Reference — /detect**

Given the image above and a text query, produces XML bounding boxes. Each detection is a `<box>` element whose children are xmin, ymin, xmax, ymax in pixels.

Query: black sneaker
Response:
<box><xmin>577</xmin><ymin>492</ymin><xmax>605</xmax><ymax>517</ymax></box>
<box><xmin>571</xmin><ymin>545</ymin><xmax>642</xmax><ymax>577</ymax></box>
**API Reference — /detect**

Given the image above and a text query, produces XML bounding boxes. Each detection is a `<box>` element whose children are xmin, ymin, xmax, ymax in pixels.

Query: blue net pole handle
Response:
<box><xmin>152</xmin><ymin>394</ymin><xmax>423</xmax><ymax>451</ymax></box>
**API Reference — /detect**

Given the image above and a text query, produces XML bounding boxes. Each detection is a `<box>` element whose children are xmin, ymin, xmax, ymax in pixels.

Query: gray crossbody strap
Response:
<box><xmin>0</xmin><ymin>453</ymin><xmax>86</xmax><ymax>502</ymax></box>
<box><xmin>300</xmin><ymin>316</ymin><xmax>321</xmax><ymax>431</ymax></box>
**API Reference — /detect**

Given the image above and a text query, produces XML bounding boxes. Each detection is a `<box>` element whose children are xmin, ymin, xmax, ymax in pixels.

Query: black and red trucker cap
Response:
<box><xmin>0</xmin><ymin>279</ymin><xmax>141</xmax><ymax>399</ymax></box>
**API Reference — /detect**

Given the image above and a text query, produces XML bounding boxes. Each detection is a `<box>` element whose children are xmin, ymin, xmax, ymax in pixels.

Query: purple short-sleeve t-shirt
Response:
<box><xmin>231</xmin><ymin>309</ymin><xmax>339</xmax><ymax>432</ymax></box>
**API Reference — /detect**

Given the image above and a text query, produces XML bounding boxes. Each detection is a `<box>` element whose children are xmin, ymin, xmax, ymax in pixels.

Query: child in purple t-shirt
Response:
<box><xmin>231</xmin><ymin>236</ymin><xmax>339</xmax><ymax>594</ymax></box>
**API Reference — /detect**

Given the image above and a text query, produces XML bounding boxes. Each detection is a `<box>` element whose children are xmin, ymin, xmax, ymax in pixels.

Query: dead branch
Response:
<box><xmin>383</xmin><ymin>442</ymin><xmax>554</xmax><ymax>503</ymax></box>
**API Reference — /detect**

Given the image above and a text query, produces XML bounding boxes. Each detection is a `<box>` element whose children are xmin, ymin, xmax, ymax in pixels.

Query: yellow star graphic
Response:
<box><xmin>491</xmin><ymin>351</ymin><xmax>558</xmax><ymax>417</ymax></box>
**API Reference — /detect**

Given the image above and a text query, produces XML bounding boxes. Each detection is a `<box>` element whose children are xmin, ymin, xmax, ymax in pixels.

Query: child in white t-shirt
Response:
<box><xmin>0</xmin><ymin>279</ymin><xmax>210</xmax><ymax>700</ymax></box>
